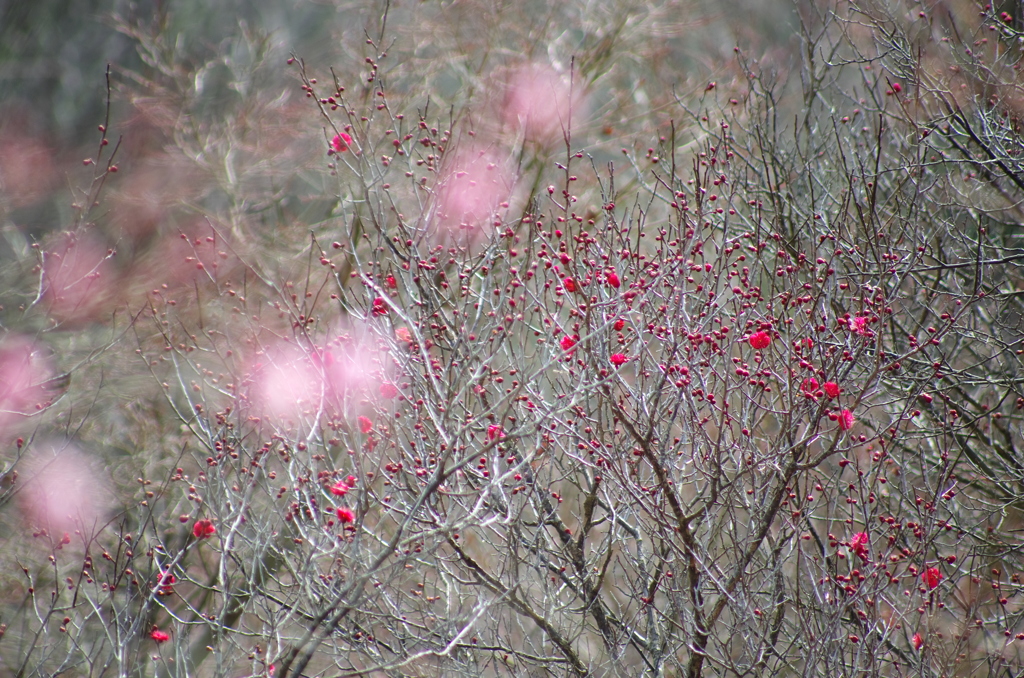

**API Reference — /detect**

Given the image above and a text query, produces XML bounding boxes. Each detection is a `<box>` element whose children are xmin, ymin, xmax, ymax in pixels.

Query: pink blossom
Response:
<box><xmin>395</xmin><ymin>327</ymin><xmax>412</xmax><ymax>343</ymax></box>
<box><xmin>851</xmin><ymin>316</ymin><xmax>870</xmax><ymax>336</ymax></box>
<box><xmin>748</xmin><ymin>331</ymin><xmax>771</xmax><ymax>350</ymax></box>
<box><xmin>331</xmin><ymin>132</ymin><xmax>352</xmax><ymax>153</ymax></box>
<box><xmin>801</xmin><ymin>378</ymin><xmax>819</xmax><ymax>393</ymax></box>
<box><xmin>345</xmin><ymin>474</ymin><xmax>358</xmax><ymax>487</ymax></box>
<box><xmin>563</xmin><ymin>278</ymin><xmax>576</xmax><ymax>293</ymax></box>
<box><xmin>357</xmin><ymin>416</ymin><xmax>373</xmax><ymax>433</ymax></box>
<box><xmin>329</xmin><ymin>482</ymin><xmax>349</xmax><ymax>497</ymax></box>
<box><xmin>606</xmin><ymin>271</ymin><xmax>620</xmax><ymax>289</ymax></box>
<box><xmin>824</xmin><ymin>381</ymin><xmax>840</xmax><ymax>398</ymax></box>
<box><xmin>380</xmin><ymin>382</ymin><xmax>399</xmax><ymax>399</ymax></box>
<box><xmin>151</xmin><ymin>628</ymin><xmax>170</xmax><ymax>643</ymax></box>
<box><xmin>336</xmin><ymin>507</ymin><xmax>355</xmax><ymax>523</ymax></box>
<box><xmin>849</xmin><ymin>532</ymin><xmax>869</xmax><ymax>561</ymax></box>
<box><xmin>912</xmin><ymin>632</ymin><xmax>923</xmax><ymax>650</ymax></box>
<box><xmin>838</xmin><ymin>409</ymin><xmax>855</xmax><ymax>431</ymax></box>
<box><xmin>560</xmin><ymin>335</ymin><xmax>576</xmax><ymax>351</ymax></box>
<box><xmin>371</xmin><ymin>297</ymin><xmax>388</xmax><ymax>316</ymax></box>
<box><xmin>487</xmin><ymin>425</ymin><xmax>504</xmax><ymax>441</ymax></box>
<box><xmin>610</xmin><ymin>353</ymin><xmax>627</xmax><ymax>367</ymax></box>
<box><xmin>613</xmin><ymin>319</ymin><xmax>625</xmax><ymax>331</ymax></box>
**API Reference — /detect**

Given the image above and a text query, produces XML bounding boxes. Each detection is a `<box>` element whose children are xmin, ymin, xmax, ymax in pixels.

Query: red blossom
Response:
<box><xmin>386</xmin><ymin>275</ymin><xmax>397</xmax><ymax>288</ymax></box>
<box><xmin>192</xmin><ymin>519</ymin><xmax>215</xmax><ymax>539</ymax></box>
<box><xmin>849</xmin><ymin>532</ymin><xmax>869</xmax><ymax>561</ymax></box>
<box><xmin>563</xmin><ymin>278</ymin><xmax>576</xmax><ymax>293</ymax></box>
<box><xmin>487</xmin><ymin>425</ymin><xmax>504</xmax><ymax>441</ymax></box>
<box><xmin>838</xmin><ymin>409</ymin><xmax>855</xmax><ymax>431</ymax></box>
<box><xmin>912</xmin><ymin>632</ymin><xmax>924</xmax><ymax>650</ymax></box>
<box><xmin>613</xmin><ymin>319</ymin><xmax>625</xmax><ymax>331</ymax></box>
<box><xmin>606</xmin><ymin>271</ymin><xmax>620</xmax><ymax>288</ymax></box>
<box><xmin>801</xmin><ymin>377</ymin><xmax>819</xmax><ymax>393</ymax></box>
<box><xmin>560</xmin><ymin>335</ymin><xmax>576</xmax><ymax>351</ymax></box>
<box><xmin>922</xmin><ymin>566</ymin><xmax>942</xmax><ymax>590</ymax></box>
<box><xmin>329</xmin><ymin>481</ymin><xmax>349</xmax><ymax>497</ymax></box>
<box><xmin>336</xmin><ymin>507</ymin><xmax>355</xmax><ymax>523</ymax></box>
<box><xmin>151</xmin><ymin>628</ymin><xmax>170</xmax><ymax>643</ymax></box>
<box><xmin>824</xmin><ymin>381</ymin><xmax>840</xmax><ymax>398</ymax></box>
<box><xmin>331</xmin><ymin>132</ymin><xmax>352</xmax><ymax>153</ymax></box>
<box><xmin>345</xmin><ymin>474</ymin><xmax>358</xmax><ymax>487</ymax></box>
<box><xmin>371</xmin><ymin>297</ymin><xmax>388</xmax><ymax>316</ymax></box>
<box><xmin>748</xmin><ymin>331</ymin><xmax>771</xmax><ymax>350</ymax></box>
<box><xmin>610</xmin><ymin>353</ymin><xmax>627</xmax><ymax>367</ymax></box>
<box><xmin>358</xmin><ymin>416</ymin><xmax>373</xmax><ymax>433</ymax></box>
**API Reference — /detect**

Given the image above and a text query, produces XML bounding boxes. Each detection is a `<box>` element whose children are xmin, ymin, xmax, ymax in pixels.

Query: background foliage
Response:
<box><xmin>1</xmin><ymin>1</ymin><xmax>1023</xmax><ymax>677</ymax></box>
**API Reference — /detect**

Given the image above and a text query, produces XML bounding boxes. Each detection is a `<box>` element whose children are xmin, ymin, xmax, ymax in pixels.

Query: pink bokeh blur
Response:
<box><xmin>41</xmin><ymin>232</ymin><xmax>116</xmax><ymax>323</ymax></box>
<box><xmin>434</xmin><ymin>146</ymin><xmax>514</xmax><ymax>237</ymax></box>
<box><xmin>243</xmin><ymin>331</ymin><xmax>386</xmax><ymax>429</ymax></box>
<box><xmin>499</xmin><ymin>64</ymin><xmax>586</xmax><ymax>144</ymax></box>
<box><xmin>18</xmin><ymin>440</ymin><xmax>109</xmax><ymax>540</ymax></box>
<box><xmin>0</xmin><ymin>336</ymin><xmax>54</xmax><ymax>436</ymax></box>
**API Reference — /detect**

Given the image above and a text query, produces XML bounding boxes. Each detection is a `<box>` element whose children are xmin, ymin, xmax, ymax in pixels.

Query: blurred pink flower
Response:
<box><xmin>435</xmin><ymin>147</ymin><xmax>513</xmax><ymax>236</ymax></box>
<box><xmin>0</xmin><ymin>337</ymin><xmax>54</xmax><ymax>433</ymax></box>
<box><xmin>336</xmin><ymin>507</ymin><xmax>355</xmax><ymax>523</ymax></box>
<box><xmin>150</xmin><ymin>628</ymin><xmax>170</xmax><ymax>643</ymax></box>
<box><xmin>824</xmin><ymin>381</ymin><xmax>840</xmax><ymax>398</ymax></box>
<box><xmin>42</xmin><ymin>232</ymin><xmax>115</xmax><ymax>323</ymax></box>
<box><xmin>501</xmin><ymin>64</ymin><xmax>586</xmax><ymax>143</ymax></box>
<box><xmin>357</xmin><ymin>416</ymin><xmax>373</xmax><ymax>433</ymax></box>
<box><xmin>838</xmin><ymin>409</ymin><xmax>855</xmax><ymax>431</ymax></box>
<box><xmin>610</xmin><ymin>353</ymin><xmax>627</xmax><ymax>367</ymax></box>
<box><xmin>19</xmin><ymin>441</ymin><xmax>107</xmax><ymax>538</ymax></box>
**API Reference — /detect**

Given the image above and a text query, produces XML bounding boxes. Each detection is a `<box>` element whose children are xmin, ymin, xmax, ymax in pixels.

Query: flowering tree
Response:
<box><xmin>1</xmin><ymin>0</ymin><xmax>1023</xmax><ymax>676</ymax></box>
